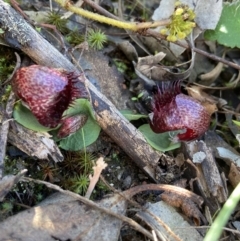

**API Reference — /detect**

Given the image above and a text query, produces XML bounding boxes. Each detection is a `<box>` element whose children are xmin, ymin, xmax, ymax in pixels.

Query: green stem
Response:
<box><xmin>81</xmin><ymin>128</ymin><xmax>87</xmax><ymax>174</ymax></box>
<box><xmin>204</xmin><ymin>183</ymin><xmax>240</xmax><ymax>241</ymax></box>
<box><xmin>54</xmin><ymin>0</ymin><xmax>170</xmax><ymax>31</ymax></box>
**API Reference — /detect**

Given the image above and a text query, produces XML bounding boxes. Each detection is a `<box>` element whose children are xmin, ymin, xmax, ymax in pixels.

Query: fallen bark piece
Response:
<box><xmin>8</xmin><ymin>120</ymin><xmax>63</xmax><ymax>162</ymax></box>
<box><xmin>185</xmin><ymin>140</ymin><xmax>228</xmax><ymax>204</ymax></box>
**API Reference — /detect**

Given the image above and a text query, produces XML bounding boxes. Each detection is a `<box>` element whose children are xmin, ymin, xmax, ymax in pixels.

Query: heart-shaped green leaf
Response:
<box><xmin>13</xmin><ymin>99</ymin><xmax>101</xmax><ymax>151</ymax></box>
<box><xmin>63</xmin><ymin>99</ymin><xmax>96</xmax><ymax>120</ymax></box>
<box><xmin>204</xmin><ymin>2</ymin><xmax>240</xmax><ymax>48</ymax></box>
<box><xmin>13</xmin><ymin>102</ymin><xmax>54</xmax><ymax>132</ymax></box>
<box><xmin>59</xmin><ymin>116</ymin><xmax>101</xmax><ymax>151</ymax></box>
<box><xmin>233</xmin><ymin>120</ymin><xmax>240</xmax><ymax>127</ymax></box>
<box><xmin>121</xmin><ymin>109</ymin><xmax>148</xmax><ymax>121</ymax></box>
<box><xmin>138</xmin><ymin>124</ymin><xmax>181</xmax><ymax>152</ymax></box>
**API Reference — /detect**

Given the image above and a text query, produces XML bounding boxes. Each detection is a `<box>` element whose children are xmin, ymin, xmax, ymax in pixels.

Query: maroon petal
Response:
<box><xmin>57</xmin><ymin>115</ymin><xmax>88</xmax><ymax>138</ymax></box>
<box><xmin>150</xmin><ymin>81</ymin><xmax>211</xmax><ymax>142</ymax></box>
<box><xmin>12</xmin><ymin>65</ymin><xmax>81</xmax><ymax>128</ymax></box>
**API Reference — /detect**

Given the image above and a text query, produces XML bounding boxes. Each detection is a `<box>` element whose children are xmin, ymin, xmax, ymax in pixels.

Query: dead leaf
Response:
<box><xmin>160</xmin><ymin>191</ymin><xmax>205</xmax><ymax>226</ymax></box>
<box><xmin>199</xmin><ymin>60</ymin><xmax>224</xmax><ymax>84</ymax></box>
<box><xmin>136</xmin><ymin>201</ymin><xmax>204</xmax><ymax>241</ymax></box>
<box><xmin>205</xmin><ymin>131</ymin><xmax>240</xmax><ymax>161</ymax></box>
<box><xmin>228</xmin><ymin>163</ymin><xmax>240</xmax><ymax>188</ymax></box>
<box><xmin>135</xmin><ymin>52</ymin><xmax>194</xmax><ymax>82</ymax></box>
<box><xmin>117</xmin><ymin>41</ymin><xmax>138</xmax><ymax>62</ymax></box>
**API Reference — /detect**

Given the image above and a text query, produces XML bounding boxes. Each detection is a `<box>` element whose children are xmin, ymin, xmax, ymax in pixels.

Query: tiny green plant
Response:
<box><xmin>87</xmin><ymin>28</ymin><xmax>107</xmax><ymax>50</ymax></box>
<box><xmin>113</xmin><ymin>60</ymin><xmax>128</xmax><ymax>74</ymax></box>
<box><xmin>60</xmin><ymin>151</ymin><xmax>95</xmax><ymax>176</ymax></box>
<box><xmin>59</xmin><ymin>137</ymin><xmax>95</xmax><ymax>195</ymax></box>
<box><xmin>131</xmin><ymin>92</ymin><xmax>145</xmax><ymax>101</ymax></box>
<box><xmin>1</xmin><ymin>202</ymin><xmax>13</xmax><ymax>214</ymax></box>
<box><xmin>36</xmin><ymin>193</ymin><xmax>44</xmax><ymax>202</ymax></box>
<box><xmin>35</xmin><ymin>27</ymin><xmax>42</xmax><ymax>32</ymax></box>
<box><xmin>69</xmin><ymin>173</ymin><xmax>90</xmax><ymax>194</ymax></box>
<box><xmin>160</xmin><ymin>1</ymin><xmax>196</xmax><ymax>42</ymax></box>
<box><xmin>79</xmin><ymin>152</ymin><xmax>95</xmax><ymax>173</ymax></box>
<box><xmin>46</xmin><ymin>11</ymin><xmax>68</xmax><ymax>34</ymax></box>
<box><xmin>1</xmin><ymin>85</ymin><xmax>12</xmax><ymax>103</ymax></box>
<box><xmin>0</xmin><ymin>57</ymin><xmax>14</xmax><ymax>82</ymax></box>
<box><xmin>65</xmin><ymin>29</ymin><xmax>85</xmax><ymax>45</ymax></box>
<box><xmin>233</xmin><ymin>120</ymin><xmax>240</xmax><ymax>127</ymax></box>
<box><xmin>38</xmin><ymin>162</ymin><xmax>59</xmax><ymax>182</ymax></box>
<box><xmin>60</xmin><ymin>151</ymin><xmax>83</xmax><ymax>174</ymax></box>
<box><xmin>0</xmin><ymin>201</ymin><xmax>13</xmax><ymax>221</ymax></box>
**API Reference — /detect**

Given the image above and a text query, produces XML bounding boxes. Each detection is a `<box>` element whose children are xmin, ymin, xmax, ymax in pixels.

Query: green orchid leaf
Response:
<box><xmin>13</xmin><ymin>102</ymin><xmax>53</xmax><ymax>132</ymax></box>
<box><xmin>233</xmin><ymin>120</ymin><xmax>240</xmax><ymax>127</ymax></box>
<box><xmin>63</xmin><ymin>98</ymin><xmax>96</xmax><ymax>120</ymax></box>
<box><xmin>13</xmin><ymin>98</ymin><xmax>101</xmax><ymax>151</ymax></box>
<box><xmin>138</xmin><ymin>124</ymin><xmax>181</xmax><ymax>152</ymax></box>
<box><xmin>121</xmin><ymin>109</ymin><xmax>148</xmax><ymax>121</ymax></box>
<box><xmin>59</xmin><ymin>116</ymin><xmax>101</xmax><ymax>151</ymax></box>
<box><xmin>204</xmin><ymin>2</ymin><xmax>240</xmax><ymax>48</ymax></box>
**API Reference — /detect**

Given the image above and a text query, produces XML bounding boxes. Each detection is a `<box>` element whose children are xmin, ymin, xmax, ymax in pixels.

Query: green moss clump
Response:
<box><xmin>65</xmin><ymin>29</ymin><xmax>85</xmax><ymax>46</ymax></box>
<box><xmin>87</xmin><ymin>29</ymin><xmax>107</xmax><ymax>50</ymax></box>
<box><xmin>46</xmin><ymin>11</ymin><xmax>69</xmax><ymax>34</ymax></box>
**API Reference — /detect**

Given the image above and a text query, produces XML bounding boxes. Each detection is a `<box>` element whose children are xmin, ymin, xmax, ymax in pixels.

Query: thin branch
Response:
<box><xmin>54</xmin><ymin>0</ymin><xmax>171</xmax><ymax>31</ymax></box>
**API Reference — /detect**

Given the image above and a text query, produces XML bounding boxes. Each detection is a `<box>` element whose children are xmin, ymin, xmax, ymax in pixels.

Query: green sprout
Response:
<box><xmin>65</xmin><ymin>29</ymin><xmax>85</xmax><ymax>45</ymax></box>
<box><xmin>131</xmin><ymin>92</ymin><xmax>144</xmax><ymax>101</ymax></box>
<box><xmin>60</xmin><ymin>151</ymin><xmax>95</xmax><ymax>175</ymax></box>
<box><xmin>79</xmin><ymin>152</ymin><xmax>95</xmax><ymax>173</ymax></box>
<box><xmin>0</xmin><ymin>201</ymin><xmax>13</xmax><ymax>220</ymax></box>
<box><xmin>87</xmin><ymin>28</ymin><xmax>107</xmax><ymax>50</ymax></box>
<box><xmin>69</xmin><ymin>174</ymin><xmax>90</xmax><ymax>194</ymax></box>
<box><xmin>112</xmin><ymin>59</ymin><xmax>128</xmax><ymax>74</ymax></box>
<box><xmin>0</xmin><ymin>57</ymin><xmax>14</xmax><ymax>82</ymax></box>
<box><xmin>59</xmin><ymin>151</ymin><xmax>96</xmax><ymax>195</ymax></box>
<box><xmin>46</xmin><ymin>11</ymin><xmax>68</xmax><ymax>34</ymax></box>
<box><xmin>1</xmin><ymin>85</ymin><xmax>12</xmax><ymax>103</ymax></box>
<box><xmin>160</xmin><ymin>1</ymin><xmax>196</xmax><ymax>42</ymax></box>
<box><xmin>1</xmin><ymin>202</ymin><xmax>13</xmax><ymax>214</ymax></box>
